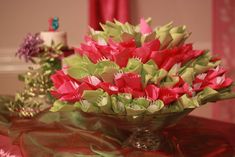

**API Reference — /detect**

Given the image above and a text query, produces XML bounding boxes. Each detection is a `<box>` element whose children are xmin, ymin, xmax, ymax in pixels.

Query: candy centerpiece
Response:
<box><xmin>49</xmin><ymin>18</ymin><xmax>235</xmax><ymax>152</ymax></box>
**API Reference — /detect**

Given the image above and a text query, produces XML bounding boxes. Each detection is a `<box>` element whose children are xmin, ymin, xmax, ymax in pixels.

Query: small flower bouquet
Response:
<box><xmin>8</xmin><ymin>33</ymin><xmax>64</xmax><ymax>117</ymax></box>
<box><xmin>50</xmin><ymin>18</ymin><xmax>235</xmax><ymax>115</ymax></box>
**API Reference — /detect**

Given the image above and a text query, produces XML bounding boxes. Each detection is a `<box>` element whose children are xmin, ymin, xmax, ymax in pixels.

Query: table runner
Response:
<box><xmin>0</xmin><ymin>109</ymin><xmax>235</xmax><ymax>157</ymax></box>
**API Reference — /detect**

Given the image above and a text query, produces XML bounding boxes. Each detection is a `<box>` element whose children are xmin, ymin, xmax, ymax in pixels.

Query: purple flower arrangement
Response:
<box><xmin>16</xmin><ymin>33</ymin><xmax>43</xmax><ymax>62</ymax></box>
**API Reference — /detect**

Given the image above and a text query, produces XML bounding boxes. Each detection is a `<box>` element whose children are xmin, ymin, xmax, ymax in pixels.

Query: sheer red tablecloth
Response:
<box><xmin>0</xmin><ymin>113</ymin><xmax>234</xmax><ymax>157</ymax></box>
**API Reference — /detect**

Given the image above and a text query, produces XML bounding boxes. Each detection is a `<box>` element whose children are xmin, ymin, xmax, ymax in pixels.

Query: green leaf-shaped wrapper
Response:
<box><xmin>100</xmin><ymin>23</ymin><xmax>122</xmax><ymax>41</ymax></box>
<box><xmin>67</xmin><ymin>67</ymin><xmax>88</xmax><ymax>79</ymax></box>
<box><xmin>80</xmin><ymin>100</ymin><xmax>100</xmax><ymax>113</ymax></box>
<box><xmin>96</xmin><ymin>92</ymin><xmax>113</xmax><ymax>114</ymax></box>
<box><xmin>168</xmin><ymin>25</ymin><xmax>190</xmax><ymax>48</ymax></box>
<box><xmin>178</xmin><ymin>94</ymin><xmax>199</xmax><ymax>109</ymax></box>
<box><xmin>141</xmin><ymin>60</ymin><xmax>159</xmax><ymax>86</ymax></box>
<box><xmin>132</xmin><ymin>97</ymin><xmax>150</xmax><ymax>108</ymax></box>
<box><xmin>194</xmin><ymin>60</ymin><xmax>221</xmax><ymax>75</ymax></box>
<box><xmin>94</xmin><ymin>60</ymin><xmax>119</xmax><ymax>82</ymax></box>
<box><xmin>146</xmin><ymin>100</ymin><xmax>164</xmax><ymax>114</ymax></box>
<box><xmin>141</xmin><ymin>32</ymin><xmax>156</xmax><ymax>44</ymax></box>
<box><xmin>162</xmin><ymin>102</ymin><xmax>184</xmax><ymax>113</ymax></box>
<box><xmin>126</xmin><ymin>104</ymin><xmax>146</xmax><ymax>116</ymax></box>
<box><xmin>217</xmin><ymin>92</ymin><xmax>235</xmax><ymax>101</ymax></box>
<box><xmin>192</xmin><ymin>52</ymin><xmax>211</xmax><ymax>73</ymax></box>
<box><xmin>197</xmin><ymin>87</ymin><xmax>220</xmax><ymax>105</ymax></box>
<box><xmin>100</xmin><ymin>67</ymin><xmax>119</xmax><ymax>83</ymax></box>
<box><xmin>96</xmin><ymin>20</ymin><xmax>137</xmax><ymax>42</ymax></box>
<box><xmin>180</xmin><ymin>68</ymin><xmax>194</xmax><ymax>85</ymax></box>
<box><xmin>143</xmin><ymin>60</ymin><xmax>158</xmax><ymax>74</ymax></box>
<box><xmin>168</xmin><ymin>63</ymin><xmax>181</xmax><ymax>76</ymax></box>
<box><xmin>180</xmin><ymin>51</ymin><xmax>221</xmax><ymax>75</ymax></box>
<box><xmin>63</xmin><ymin>54</ymin><xmax>91</xmax><ymax>67</ymax></box>
<box><xmin>124</xmin><ymin>58</ymin><xmax>143</xmax><ymax>74</ymax></box>
<box><xmin>64</xmin><ymin>55</ymin><xmax>96</xmax><ymax>79</ymax></box>
<box><xmin>161</xmin><ymin>75</ymin><xmax>180</xmax><ymax>88</ymax></box>
<box><xmin>117</xmin><ymin>93</ymin><xmax>132</xmax><ymax>106</ymax></box>
<box><xmin>151</xmin><ymin>69</ymin><xmax>168</xmax><ymax>85</ymax></box>
<box><xmin>155</xmin><ymin>22</ymin><xmax>173</xmax><ymax>49</ymax></box>
<box><xmin>82</xmin><ymin>89</ymin><xmax>104</xmax><ymax>104</ymax></box>
<box><xmin>50</xmin><ymin>100</ymin><xmax>75</xmax><ymax>112</ymax></box>
<box><xmin>89</xmin><ymin>27</ymin><xmax>107</xmax><ymax>42</ymax></box>
<box><xmin>111</xmin><ymin>95</ymin><xmax>126</xmax><ymax>115</ymax></box>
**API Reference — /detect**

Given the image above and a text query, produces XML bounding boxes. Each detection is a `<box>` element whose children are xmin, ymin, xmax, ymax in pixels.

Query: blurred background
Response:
<box><xmin>0</xmin><ymin>0</ymin><xmax>234</xmax><ymax>122</ymax></box>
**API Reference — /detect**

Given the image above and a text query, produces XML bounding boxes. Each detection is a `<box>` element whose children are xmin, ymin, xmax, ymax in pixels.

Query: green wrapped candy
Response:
<box><xmin>141</xmin><ymin>32</ymin><xmax>156</xmax><ymax>44</ymax></box>
<box><xmin>151</xmin><ymin>69</ymin><xmax>168</xmax><ymax>85</ymax></box>
<box><xmin>80</xmin><ymin>100</ymin><xmax>100</xmax><ymax>113</ymax></box>
<box><xmin>95</xmin><ymin>60</ymin><xmax>119</xmax><ymax>73</ymax></box>
<box><xmin>96</xmin><ymin>92</ymin><xmax>113</xmax><ymax>114</ymax></box>
<box><xmin>155</xmin><ymin>22</ymin><xmax>173</xmax><ymax>49</ymax></box>
<box><xmin>162</xmin><ymin>102</ymin><xmax>184</xmax><ymax>113</ymax></box>
<box><xmin>67</xmin><ymin>66</ymin><xmax>89</xmax><ymax>79</ymax></box>
<box><xmin>100</xmin><ymin>23</ymin><xmax>122</xmax><ymax>41</ymax></box>
<box><xmin>99</xmin><ymin>67</ymin><xmax>119</xmax><ymax>83</ymax></box>
<box><xmin>142</xmin><ymin>60</ymin><xmax>159</xmax><ymax>86</ymax></box>
<box><xmin>50</xmin><ymin>100</ymin><xmax>75</xmax><ymax>112</ymax></box>
<box><xmin>197</xmin><ymin>87</ymin><xmax>219</xmax><ymax>105</ymax></box>
<box><xmin>82</xmin><ymin>89</ymin><xmax>104</xmax><ymax>104</ymax></box>
<box><xmin>181</xmin><ymin>68</ymin><xmax>194</xmax><ymax>85</ymax></box>
<box><xmin>94</xmin><ymin>60</ymin><xmax>119</xmax><ymax>81</ymax></box>
<box><xmin>168</xmin><ymin>25</ymin><xmax>190</xmax><ymax>48</ymax></box>
<box><xmin>161</xmin><ymin>75</ymin><xmax>180</xmax><ymax>88</ymax></box>
<box><xmin>82</xmin><ymin>90</ymin><xmax>114</xmax><ymax>114</ymax></box>
<box><xmin>111</xmin><ymin>95</ymin><xmax>126</xmax><ymax>115</ymax></box>
<box><xmin>146</xmin><ymin>100</ymin><xmax>164</xmax><ymax>114</ymax></box>
<box><xmin>168</xmin><ymin>63</ymin><xmax>181</xmax><ymax>76</ymax></box>
<box><xmin>179</xmin><ymin>51</ymin><xmax>221</xmax><ymax>75</ymax></box>
<box><xmin>117</xmin><ymin>93</ymin><xmax>132</xmax><ymax>106</ymax></box>
<box><xmin>178</xmin><ymin>94</ymin><xmax>199</xmax><ymax>109</ymax></box>
<box><xmin>124</xmin><ymin>58</ymin><xmax>143</xmax><ymax>74</ymax></box>
<box><xmin>132</xmin><ymin>97</ymin><xmax>150</xmax><ymax>108</ymax></box>
<box><xmin>194</xmin><ymin>60</ymin><xmax>221</xmax><ymax>75</ymax></box>
<box><xmin>126</xmin><ymin>104</ymin><xmax>146</xmax><ymax>116</ymax></box>
<box><xmin>143</xmin><ymin>60</ymin><xmax>158</xmax><ymax>74</ymax></box>
<box><xmin>94</xmin><ymin>20</ymin><xmax>136</xmax><ymax>42</ymax></box>
<box><xmin>64</xmin><ymin>55</ymin><xmax>96</xmax><ymax>79</ymax></box>
<box><xmin>74</xmin><ymin>101</ymin><xmax>81</xmax><ymax>109</ymax></box>
<box><xmin>63</xmin><ymin>54</ymin><xmax>92</xmax><ymax>67</ymax></box>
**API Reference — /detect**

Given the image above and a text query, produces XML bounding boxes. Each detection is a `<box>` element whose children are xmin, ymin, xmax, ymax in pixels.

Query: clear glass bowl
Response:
<box><xmin>78</xmin><ymin>109</ymin><xmax>193</xmax><ymax>152</ymax></box>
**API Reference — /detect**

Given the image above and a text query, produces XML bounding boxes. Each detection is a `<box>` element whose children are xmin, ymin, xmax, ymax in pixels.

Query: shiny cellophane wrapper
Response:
<box><xmin>0</xmin><ymin>102</ymin><xmax>235</xmax><ymax>157</ymax></box>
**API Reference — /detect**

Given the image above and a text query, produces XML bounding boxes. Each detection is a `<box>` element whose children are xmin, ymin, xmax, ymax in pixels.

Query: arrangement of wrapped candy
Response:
<box><xmin>50</xmin><ymin>18</ymin><xmax>235</xmax><ymax>116</ymax></box>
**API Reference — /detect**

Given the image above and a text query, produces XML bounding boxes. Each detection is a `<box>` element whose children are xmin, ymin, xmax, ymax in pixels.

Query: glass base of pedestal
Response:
<box><xmin>124</xmin><ymin>129</ymin><xmax>176</xmax><ymax>152</ymax></box>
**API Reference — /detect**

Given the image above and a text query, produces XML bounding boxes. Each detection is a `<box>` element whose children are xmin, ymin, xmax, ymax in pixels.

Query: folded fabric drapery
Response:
<box><xmin>212</xmin><ymin>0</ymin><xmax>235</xmax><ymax>123</ymax></box>
<box><xmin>0</xmin><ymin>106</ymin><xmax>235</xmax><ymax>156</ymax></box>
<box><xmin>89</xmin><ymin>0</ymin><xmax>129</xmax><ymax>30</ymax></box>
<box><xmin>0</xmin><ymin>135</ymin><xmax>22</xmax><ymax>157</ymax></box>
